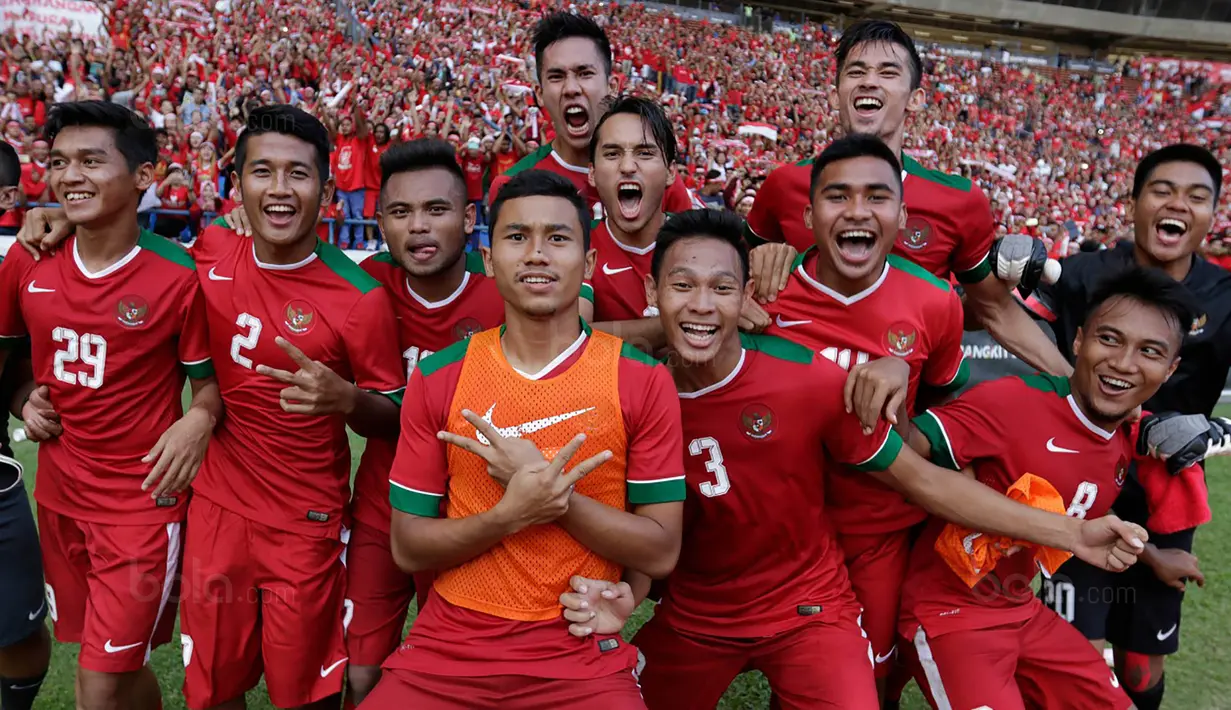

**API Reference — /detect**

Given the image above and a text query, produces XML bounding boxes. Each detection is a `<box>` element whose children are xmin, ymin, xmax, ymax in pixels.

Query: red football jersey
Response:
<box><xmin>581</xmin><ymin>218</ymin><xmax>657</xmax><ymax>322</ymax></box>
<box><xmin>189</xmin><ymin>221</ymin><xmax>405</xmax><ymax>539</ymax></box>
<box><xmin>744</xmin><ymin>156</ymin><xmax>996</xmax><ymax>283</ymax></box>
<box><xmin>658</xmin><ymin>333</ymin><xmax>900</xmax><ymax>638</ymax></box>
<box><xmin>901</xmin><ymin>374</ymin><xmax>1132</xmax><ymax>638</ymax></box>
<box><xmin>487</xmin><ymin>145</ymin><xmax>696</xmax><ymax>220</ymax></box>
<box><xmin>0</xmin><ymin>232</ymin><xmax>213</xmax><ymax>524</ymax></box>
<box><xmin>764</xmin><ymin>250</ymin><xmax>968</xmax><ymax>535</ymax></box>
<box><xmin>350</xmin><ymin>250</ymin><xmax>504</xmax><ymax>534</ymax></box>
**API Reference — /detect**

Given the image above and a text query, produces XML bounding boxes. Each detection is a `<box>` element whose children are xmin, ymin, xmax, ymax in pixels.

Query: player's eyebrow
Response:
<box><xmin>249</xmin><ymin>157</ymin><xmax>314</xmax><ymax>170</ymax></box>
<box><xmin>49</xmin><ymin>147</ymin><xmax>107</xmax><ymax>158</ymax></box>
<box><xmin>546</xmin><ymin>62</ymin><xmax>598</xmax><ymax>76</ymax></box>
<box><xmin>1148</xmin><ymin>178</ymin><xmax>1214</xmax><ymax>194</ymax></box>
<box><xmin>503</xmin><ymin>222</ymin><xmax>574</xmax><ymax>233</ymax></box>
<box><xmin>845</xmin><ymin>59</ymin><xmax>903</xmax><ymax>72</ymax></box>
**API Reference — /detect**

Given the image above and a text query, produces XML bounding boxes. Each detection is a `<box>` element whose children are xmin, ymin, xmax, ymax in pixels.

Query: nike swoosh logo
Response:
<box><xmin>104</xmin><ymin>639</ymin><xmax>145</xmax><ymax>653</ymax></box>
<box><xmin>476</xmin><ymin>404</ymin><xmax>596</xmax><ymax>445</ymax></box>
<box><xmin>874</xmin><ymin>645</ymin><xmax>897</xmax><ymax>664</ymax></box>
<box><xmin>1046</xmin><ymin>438</ymin><xmax>1080</xmax><ymax>454</ymax></box>
<box><xmin>774</xmin><ymin>315</ymin><xmax>812</xmax><ymax>328</ymax></box>
<box><xmin>1157</xmin><ymin>624</ymin><xmax>1178</xmax><ymax>641</ymax></box>
<box><xmin>26</xmin><ymin>282</ymin><xmax>55</xmax><ymax>294</ymax></box>
<box><xmin>320</xmin><ymin>657</ymin><xmax>348</xmax><ymax>677</ymax></box>
<box><xmin>602</xmin><ymin>263</ymin><xmax>633</xmax><ymax>275</ymax></box>
<box><xmin>208</xmin><ymin>266</ymin><xmax>233</xmax><ymax>281</ymax></box>
<box><xmin>28</xmin><ymin>598</ymin><xmax>45</xmax><ymax>621</ymax></box>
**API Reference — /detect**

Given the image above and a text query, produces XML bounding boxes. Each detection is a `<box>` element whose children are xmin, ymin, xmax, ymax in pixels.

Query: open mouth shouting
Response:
<box><xmin>1154</xmin><ymin>217</ymin><xmax>1189</xmax><ymax>247</ymax></box>
<box><xmin>853</xmin><ymin>95</ymin><xmax>884</xmax><ymax>118</ymax></box>
<box><xmin>835</xmin><ymin>228</ymin><xmax>878</xmax><ymax>266</ymax></box>
<box><xmin>563</xmin><ymin>104</ymin><xmax>591</xmax><ymax>139</ymax></box>
<box><xmin>616</xmin><ymin>181</ymin><xmax>644</xmax><ymax>221</ymax></box>
<box><xmin>263</xmin><ymin>203</ymin><xmax>297</xmax><ymax>229</ymax></box>
<box><xmin>679</xmin><ymin>321</ymin><xmax>720</xmax><ymax>349</ymax></box>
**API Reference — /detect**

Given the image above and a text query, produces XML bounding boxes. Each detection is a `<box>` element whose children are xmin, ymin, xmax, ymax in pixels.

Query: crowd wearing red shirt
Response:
<box><xmin>0</xmin><ymin>0</ymin><xmax>1226</xmax><ymax>249</ymax></box>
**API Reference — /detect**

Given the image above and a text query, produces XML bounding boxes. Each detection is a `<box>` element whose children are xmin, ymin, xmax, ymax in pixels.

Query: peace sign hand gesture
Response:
<box><xmin>493</xmin><ymin>434</ymin><xmax>612</xmax><ymax>532</ymax></box>
<box><xmin>255</xmin><ymin>336</ymin><xmax>358</xmax><ymax>415</ymax></box>
<box><xmin>437</xmin><ymin>408</ymin><xmax>551</xmax><ymax>488</ymax></box>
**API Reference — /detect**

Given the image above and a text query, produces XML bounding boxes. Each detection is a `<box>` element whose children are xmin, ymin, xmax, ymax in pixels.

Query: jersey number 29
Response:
<box><xmin>689</xmin><ymin>437</ymin><xmax>730</xmax><ymax>498</ymax></box>
<box><xmin>53</xmin><ymin>327</ymin><xmax>107</xmax><ymax>389</ymax></box>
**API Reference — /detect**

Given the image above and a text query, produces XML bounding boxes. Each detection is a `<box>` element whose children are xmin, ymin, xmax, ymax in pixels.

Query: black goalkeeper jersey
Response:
<box><xmin>1029</xmin><ymin>239</ymin><xmax>1231</xmax><ymax>418</ymax></box>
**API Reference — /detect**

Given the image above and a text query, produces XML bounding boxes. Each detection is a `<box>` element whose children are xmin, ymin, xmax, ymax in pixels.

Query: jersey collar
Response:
<box><xmin>606</xmin><ymin>218</ymin><xmax>656</xmax><ymax>256</ymax></box>
<box><xmin>252</xmin><ymin>242</ymin><xmax>319</xmax><ymax>271</ymax></box>
<box><xmin>498</xmin><ymin>318</ymin><xmax>591</xmax><ymax>381</ymax></box>
<box><xmin>677</xmin><ymin>348</ymin><xmax>746</xmax><ymax>399</ymax></box>
<box><xmin>795</xmin><ymin>250</ymin><xmax>890</xmax><ymax>306</ymax></box>
<box><xmin>406</xmin><ymin>270</ymin><xmax>471</xmax><ymax>310</ymax></box>
<box><xmin>73</xmin><ymin>239</ymin><xmax>142</xmax><ymax>280</ymax></box>
<box><xmin>1066</xmin><ymin>394</ymin><xmax>1115</xmax><ymax>440</ymax></box>
<box><xmin>549</xmin><ymin>149</ymin><xmax>590</xmax><ymax>175</ymax></box>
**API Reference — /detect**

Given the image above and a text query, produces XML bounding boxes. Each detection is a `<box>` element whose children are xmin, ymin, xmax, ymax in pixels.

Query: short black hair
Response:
<box><xmin>589</xmin><ymin>95</ymin><xmax>678</xmax><ymax>166</ymax></box>
<box><xmin>835</xmin><ymin>19</ymin><xmax>923</xmax><ymax>91</ymax></box>
<box><xmin>810</xmin><ymin>133</ymin><xmax>903</xmax><ymax>197</ymax></box>
<box><xmin>532</xmin><ymin>12</ymin><xmax>612</xmax><ymax>82</ymax></box>
<box><xmin>235</xmin><ymin>104</ymin><xmax>331</xmax><ymax>183</ymax></box>
<box><xmin>651</xmin><ymin>209</ymin><xmax>749</xmax><ymax>284</ymax></box>
<box><xmin>379</xmin><ymin>138</ymin><xmax>466</xmax><ymax>205</ymax></box>
<box><xmin>1132</xmin><ymin>144</ymin><xmax>1222</xmax><ymax>202</ymax></box>
<box><xmin>489</xmin><ymin>169</ymin><xmax>591</xmax><ymax>250</ymax></box>
<box><xmin>0</xmin><ymin>141</ymin><xmax>20</xmax><ymax>187</ymax></box>
<box><xmin>1084</xmin><ymin>265</ymin><xmax>1198</xmax><ymax>345</ymax></box>
<box><xmin>43</xmin><ymin>100</ymin><xmax>157</xmax><ymax>172</ymax></box>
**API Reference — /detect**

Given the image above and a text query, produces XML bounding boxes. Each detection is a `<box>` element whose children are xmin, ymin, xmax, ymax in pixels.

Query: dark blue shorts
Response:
<box><xmin>0</xmin><ymin>452</ymin><xmax>46</xmax><ymax>648</ymax></box>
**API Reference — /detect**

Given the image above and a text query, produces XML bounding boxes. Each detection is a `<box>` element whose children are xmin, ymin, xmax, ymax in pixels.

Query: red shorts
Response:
<box><xmin>635</xmin><ymin>611</ymin><xmax>877</xmax><ymax>710</ymax></box>
<box><xmin>179</xmin><ymin>497</ymin><xmax>349</xmax><ymax>709</ymax></box>
<box><xmin>345</xmin><ymin>520</ymin><xmax>434</xmax><ymax>667</ymax></box>
<box><xmin>910</xmin><ymin>604</ymin><xmax>1132</xmax><ymax>710</ymax></box>
<box><xmin>838</xmin><ymin>529</ymin><xmax>914</xmax><ymax>678</ymax></box>
<box><xmin>363</xmin><ymin>190</ymin><xmax>379</xmax><ymax>219</ymax></box>
<box><xmin>38</xmin><ymin>507</ymin><xmax>181</xmax><ymax>673</ymax></box>
<box><xmin>362</xmin><ymin>667</ymin><xmax>646</xmax><ymax>709</ymax></box>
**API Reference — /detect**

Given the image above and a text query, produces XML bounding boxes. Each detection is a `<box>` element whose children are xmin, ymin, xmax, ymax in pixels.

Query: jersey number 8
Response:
<box><xmin>53</xmin><ymin>327</ymin><xmax>107</xmax><ymax>389</ymax></box>
<box><xmin>689</xmin><ymin>437</ymin><xmax>730</xmax><ymax>498</ymax></box>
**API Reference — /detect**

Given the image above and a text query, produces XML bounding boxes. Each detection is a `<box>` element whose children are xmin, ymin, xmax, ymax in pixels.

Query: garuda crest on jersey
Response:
<box><xmin>740</xmin><ymin>403</ymin><xmax>775</xmax><ymax>441</ymax></box>
<box><xmin>117</xmin><ymin>295</ymin><xmax>149</xmax><ymax>328</ymax></box>
<box><xmin>284</xmin><ymin>300</ymin><xmax>316</xmax><ymax>335</ymax></box>
<box><xmin>901</xmin><ymin>216</ymin><xmax>931</xmax><ymax>251</ymax></box>
<box><xmin>886</xmin><ymin>324</ymin><xmax>917</xmax><ymax>357</ymax></box>
<box><xmin>1190</xmin><ymin>313</ymin><xmax>1207</xmax><ymax>337</ymax></box>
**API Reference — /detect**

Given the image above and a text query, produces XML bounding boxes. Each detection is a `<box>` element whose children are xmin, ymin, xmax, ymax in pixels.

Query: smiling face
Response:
<box><xmin>380</xmin><ymin>167</ymin><xmax>474</xmax><ymax>279</ymax></box>
<box><xmin>236</xmin><ymin>132</ymin><xmax>334</xmax><ymax>249</ymax></box>
<box><xmin>805</xmin><ymin>155</ymin><xmax>905</xmax><ymax>290</ymax></box>
<box><xmin>49</xmin><ymin>125</ymin><xmax>153</xmax><ymax>228</ymax></box>
<box><xmin>831</xmin><ymin>40</ymin><xmax>923</xmax><ymax>144</ymax></box>
<box><xmin>1071</xmin><ymin>295</ymin><xmax>1182</xmax><ymax>426</ymax></box>
<box><xmin>649</xmin><ymin>235</ymin><xmax>749</xmax><ymax>367</ymax></box>
<box><xmin>483</xmin><ymin>194</ymin><xmax>595</xmax><ymax>319</ymax></box>
<box><xmin>590</xmin><ymin>113</ymin><xmax>675</xmax><ymax>236</ymax></box>
<box><xmin>1130</xmin><ymin>160</ymin><xmax>1217</xmax><ymax>268</ymax></box>
<box><xmin>536</xmin><ymin>36</ymin><xmax>615</xmax><ymax>158</ymax></box>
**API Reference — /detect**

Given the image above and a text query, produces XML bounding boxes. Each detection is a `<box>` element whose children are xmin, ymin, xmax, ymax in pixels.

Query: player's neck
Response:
<box><xmin>253</xmin><ymin>232</ymin><xmax>317</xmax><ymax>266</ymax></box>
<box><xmin>1070</xmin><ymin>388</ymin><xmax>1125</xmax><ymax>433</ymax></box>
<box><xmin>881</xmin><ymin>131</ymin><xmax>905</xmax><ymax>161</ymax></box>
<box><xmin>406</xmin><ymin>253</ymin><xmax>467</xmax><ymax>303</ymax></box>
<box><xmin>1133</xmin><ymin>243</ymin><xmax>1194</xmax><ymax>282</ymax></box>
<box><xmin>500</xmin><ymin>307</ymin><xmax>584</xmax><ymax>376</ymax></box>
<box><xmin>609</xmin><ymin>210</ymin><xmax>665</xmax><ymax>249</ymax></box>
<box><xmin>669</xmin><ymin>338</ymin><xmax>743</xmax><ymax>395</ymax></box>
<box><xmin>811</xmin><ymin>254</ymin><xmax>885</xmax><ymax>298</ymax></box>
<box><xmin>551</xmin><ymin>137</ymin><xmax>588</xmax><ymax>169</ymax></box>
<box><xmin>74</xmin><ymin>212</ymin><xmax>141</xmax><ymax>273</ymax></box>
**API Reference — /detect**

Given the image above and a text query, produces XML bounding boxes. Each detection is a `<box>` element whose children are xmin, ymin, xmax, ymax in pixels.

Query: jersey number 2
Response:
<box><xmin>53</xmin><ymin>327</ymin><xmax>107</xmax><ymax>389</ymax></box>
<box><xmin>689</xmin><ymin>437</ymin><xmax>730</xmax><ymax>498</ymax></box>
<box><xmin>230</xmin><ymin>313</ymin><xmax>262</xmax><ymax>369</ymax></box>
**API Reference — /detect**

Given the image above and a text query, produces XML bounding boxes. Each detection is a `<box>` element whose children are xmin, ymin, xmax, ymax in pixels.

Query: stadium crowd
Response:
<box><xmin>0</xmin><ymin>0</ymin><xmax>1228</xmax><ymax>251</ymax></box>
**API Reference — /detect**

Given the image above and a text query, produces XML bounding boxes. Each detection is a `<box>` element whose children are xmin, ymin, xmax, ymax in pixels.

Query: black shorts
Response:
<box><xmin>1037</xmin><ymin>476</ymin><xmax>1191</xmax><ymax>656</ymax></box>
<box><xmin>0</xmin><ymin>452</ymin><xmax>47</xmax><ymax>648</ymax></box>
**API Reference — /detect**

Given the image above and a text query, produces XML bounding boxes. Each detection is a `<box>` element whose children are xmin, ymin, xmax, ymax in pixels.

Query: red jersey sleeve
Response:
<box><xmin>744</xmin><ymin>171</ymin><xmax>784</xmax><ymax>246</ymax></box>
<box><xmin>487</xmin><ymin>172</ymin><xmax>511</xmax><ymax>207</ymax></box>
<box><xmin>388</xmin><ymin>361</ymin><xmax>457</xmax><ymax>518</ymax></box>
<box><xmin>178</xmin><ymin>280</ymin><xmax>215</xmax><ymax>380</ymax></box>
<box><xmin>912</xmin><ymin>378</ymin><xmax>1016</xmax><ymax>470</ymax></box>
<box><xmin>343</xmin><ymin>286</ymin><xmax>407</xmax><ymax>400</ymax></box>
<box><xmin>662</xmin><ymin>179</ymin><xmax>696</xmax><ymax>213</ymax></box>
<box><xmin>922</xmin><ymin>289</ymin><xmax>970</xmax><ymax>393</ymax></box>
<box><xmin>813</xmin><ymin>360</ymin><xmax>899</xmax><ymax>469</ymax></box>
<box><xmin>619</xmin><ymin>356</ymin><xmax>686</xmax><ymax>505</ymax></box>
<box><xmin>951</xmin><ymin>187</ymin><xmax>996</xmax><ymax>284</ymax></box>
<box><xmin>0</xmin><ymin>249</ymin><xmax>33</xmax><ymax>343</ymax></box>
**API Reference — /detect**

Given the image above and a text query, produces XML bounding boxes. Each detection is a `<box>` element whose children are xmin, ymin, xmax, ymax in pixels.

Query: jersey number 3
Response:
<box><xmin>689</xmin><ymin>437</ymin><xmax>730</xmax><ymax>498</ymax></box>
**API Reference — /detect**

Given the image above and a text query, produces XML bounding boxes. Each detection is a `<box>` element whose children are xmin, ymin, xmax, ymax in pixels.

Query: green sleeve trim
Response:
<box><xmin>183</xmin><ymin>359</ymin><xmax>215</xmax><ymax>379</ymax></box>
<box><xmin>464</xmin><ymin>250</ymin><xmax>487</xmax><ymax>275</ymax></box>
<box><xmin>795</xmin><ymin>157</ymin><xmax>815</xmax><ymax>167</ymax></box>
<box><xmin>619</xmin><ymin>341</ymin><xmax>660</xmax><ymax>367</ymax></box>
<box><xmin>933</xmin><ymin>358</ymin><xmax>970</xmax><ymax>393</ymax></box>
<box><xmin>740</xmin><ymin>332</ymin><xmax>812</xmax><ymax>363</ymax></box>
<box><xmin>374</xmin><ymin>387</ymin><xmax>405</xmax><ymax>407</ymax></box>
<box><xmin>790</xmin><ymin>246</ymin><xmax>810</xmax><ymax>271</ymax></box>
<box><xmin>628</xmin><ymin>476</ymin><xmax>686</xmax><ymax>505</ymax></box>
<box><xmin>902</xmin><ymin>154</ymin><xmax>973</xmax><ymax>192</ymax></box>
<box><xmin>887</xmin><ymin>254</ymin><xmax>950</xmax><ymax>292</ymax></box>
<box><xmin>315</xmin><ymin>241</ymin><xmax>383</xmax><ymax>294</ymax></box>
<box><xmin>390</xmin><ymin>482</ymin><xmax>443</xmax><ymax>517</ymax></box>
<box><xmin>1018</xmin><ymin>373</ymin><xmax>1071</xmax><ymax>397</ymax></box>
<box><xmin>370</xmin><ymin>251</ymin><xmax>397</xmax><ymax>266</ymax></box>
<box><xmin>913</xmin><ymin>410</ymin><xmax>959</xmax><ymax>470</ymax></box>
<box><xmin>955</xmin><ymin>253</ymin><xmax>992</xmax><ymax>284</ymax></box>
<box><xmin>211</xmin><ymin>216</ymin><xmax>229</xmax><ymax>228</ymax></box>
<box><xmin>580</xmin><ymin>282</ymin><xmax>595</xmax><ymax>304</ymax></box>
<box><xmin>138</xmin><ymin>230</ymin><xmax>196</xmax><ymax>269</ymax></box>
<box><xmin>743</xmin><ymin>221</ymin><xmax>768</xmax><ymax>248</ymax></box>
<box><xmin>502</xmin><ymin>144</ymin><xmax>554</xmax><ymax>178</ymax></box>
<box><xmin>418</xmin><ymin>338</ymin><xmax>470</xmax><ymax>377</ymax></box>
<box><xmin>853</xmin><ymin>429</ymin><xmax>904</xmax><ymax>472</ymax></box>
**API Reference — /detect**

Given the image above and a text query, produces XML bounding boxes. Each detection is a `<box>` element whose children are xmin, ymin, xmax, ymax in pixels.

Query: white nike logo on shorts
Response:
<box><xmin>320</xmin><ymin>657</ymin><xmax>348</xmax><ymax>677</ymax></box>
<box><xmin>104</xmin><ymin>639</ymin><xmax>145</xmax><ymax>653</ymax></box>
<box><xmin>1157</xmin><ymin>623</ymin><xmax>1178</xmax><ymax>641</ymax></box>
<box><xmin>27</xmin><ymin>598</ymin><xmax>44</xmax><ymax>621</ymax></box>
<box><xmin>874</xmin><ymin>645</ymin><xmax>896</xmax><ymax>664</ymax></box>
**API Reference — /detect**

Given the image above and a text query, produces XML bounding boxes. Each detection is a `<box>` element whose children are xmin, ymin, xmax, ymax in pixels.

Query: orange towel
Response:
<box><xmin>935</xmin><ymin>473</ymin><xmax>1073</xmax><ymax>588</ymax></box>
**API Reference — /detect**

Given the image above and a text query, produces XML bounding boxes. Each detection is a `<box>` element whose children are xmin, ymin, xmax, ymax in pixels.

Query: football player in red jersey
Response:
<box><xmin>744</xmin><ymin>19</ymin><xmax>1068</xmax><ymax>378</ymax></box>
<box><xmin>345</xmin><ymin>139</ymin><xmax>504</xmax><ymax>705</ymax></box>
<box><xmin>178</xmin><ymin>105</ymin><xmax>405</xmax><ymax>710</ymax></box>
<box><xmin>0</xmin><ymin>101</ymin><xmax>221</xmax><ymax>710</ymax></box>
<box><xmin>487</xmin><ymin>13</ymin><xmax>695</xmax><ymax>218</ymax></box>
<box><xmin>561</xmin><ymin>210</ymin><xmax>1155</xmax><ymax>709</ymax></box>
<box><xmin>896</xmin><ymin>265</ymin><xmax>1199</xmax><ymax>710</ymax></box>
<box><xmin>578</xmin><ymin>96</ymin><xmax>678</xmax><ymax>352</ymax></box>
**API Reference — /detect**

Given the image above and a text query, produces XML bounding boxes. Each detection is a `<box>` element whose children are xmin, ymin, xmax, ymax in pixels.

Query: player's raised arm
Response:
<box><xmin>961</xmin><ymin>267</ymin><xmax>1073</xmax><ymax>377</ymax></box>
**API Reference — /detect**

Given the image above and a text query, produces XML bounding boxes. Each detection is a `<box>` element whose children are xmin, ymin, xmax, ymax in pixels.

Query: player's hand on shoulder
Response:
<box><xmin>1137</xmin><ymin>412</ymin><xmax>1231</xmax><ymax>475</ymax></box>
<box><xmin>493</xmin><ymin>434</ymin><xmax>612</xmax><ymax>531</ymax></box>
<box><xmin>256</xmin><ymin>336</ymin><xmax>358</xmax><ymax>416</ymax></box>
<box><xmin>142</xmin><ymin>406</ymin><xmax>214</xmax><ymax>497</ymax></box>
<box><xmin>559</xmin><ymin>575</ymin><xmax>635</xmax><ymax>637</ymax></box>
<box><xmin>1146</xmin><ymin>546</ymin><xmax>1205</xmax><ymax>591</ymax></box>
<box><xmin>222</xmin><ymin>205</ymin><xmax>252</xmax><ymax>237</ymax></box>
<box><xmin>438</xmin><ymin>408</ymin><xmax>550</xmax><ymax>488</ymax></box>
<box><xmin>843</xmin><ymin>356</ymin><xmax>910</xmax><ymax>435</ymax></box>
<box><xmin>748</xmin><ymin>243</ymin><xmax>796</xmax><ymax>303</ymax></box>
<box><xmin>17</xmin><ymin>206</ymin><xmax>73</xmax><ymax>260</ymax></box>
<box><xmin>1073</xmin><ymin>514</ymin><xmax>1147</xmax><ymax>573</ymax></box>
<box><xmin>20</xmin><ymin>385</ymin><xmax>62</xmax><ymax>441</ymax></box>
<box><xmin>737</xmin><ymin>296</ymin><xmax>771</xmax><ymax>334</ymax></box>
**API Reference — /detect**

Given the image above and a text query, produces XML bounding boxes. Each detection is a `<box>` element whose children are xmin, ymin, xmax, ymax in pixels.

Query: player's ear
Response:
<box><xmin>1165</xmin><ymin>355</ymin><xmax>1181</xmax><ymax>382</ymax></box>
<box><xmin>1072</xmin><ymin>326</ymin><xmax>1084</xmax><ymax>355</ymax></box>
<box><xmin>133</xmin><ymin>161</ymin><xmax>156</xmax><ymax>193</ymax></box>
<box><xmin>587</xmin><ymin>166</ymin><xmax>596</xmax><ymax>189</ymax></box>
<box><xmin>320</xmin><ymin>176</ymin><xmax>337</xmax><ymax>215</ymax></box>
<box><xmin>480</xmin><ymin>245</ymin><xmax>494</xmax><ymax>277</ymax></box>
<box><xmin>0</xmin><ymin>185</ymin><xmax>17</xmax><ymax>212</ymax></box>
<box><xmin>463</xmin><ymin>201</ymin><xmax>476</xmax><ymax>235</ymax></box>
<box><xmin>827</xmin><ymin>85</ymin><xmax>840</xmax><ymax>113</ymax></box>
<box><xmin>898</xmin><ymin>200</ymin><xmax>907</xmax><ymax>232</ymax></box>
<box><xmin>583</xmin><ymin>245</ymin><xmax>597</xmax><ymax>281</ymax></box>
<box><xmin>803</xmin><ymin>204</ymin><xmax>813</xmax><ymax>231</ymax></box>
<box><xmin>906</xmin><ymin>86</ymin><xmax>926</xmax><ymax>115</ymax></box>
<box><xmin>665</xmin><ymin>161</ymin><xmax>677</xmax><ymax>187</ymax></box>
<box><xmin>644</xmin><ymin>274</ymin><xmax>658</xmax><ymax>310</ymax></box>
<box><xmin>1125</xmin><ymin>198</ymin><xmax>1136</xmax><ymax>225</ymax></box>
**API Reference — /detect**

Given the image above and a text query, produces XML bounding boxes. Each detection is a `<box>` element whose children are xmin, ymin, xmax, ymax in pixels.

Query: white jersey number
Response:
<box><xmin>1041</xmin><ymin>578</ymin><xmax>1076</xmax><ymax>622</ymax></box>
<box><xmin>819</xmin><ymin>347</ymin><xmax>871</xmax><ymax>372</ymax></box>
<box><xmin>230</xmin><ymin>313</ymin><xmax>263</xmax><ymax>369</ymax></box>
<box><xmin>404</xmin><ymin>346</ymin><xmax>435</xmax><ymax>381</ymax></box>
<box><xmin>689</xmin><ymin>437</ymin><xmax>730</xmax><ymax>498</ymax></box>
<box><xmin>52</xmin><ymin>327</ymin><xmax>107</xmax><ymax>389</ymax></box>
<box><xmin>1065</xmin><ymin>481</ymin><xmax>1099</xmax><ymax>520</ymax></box>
